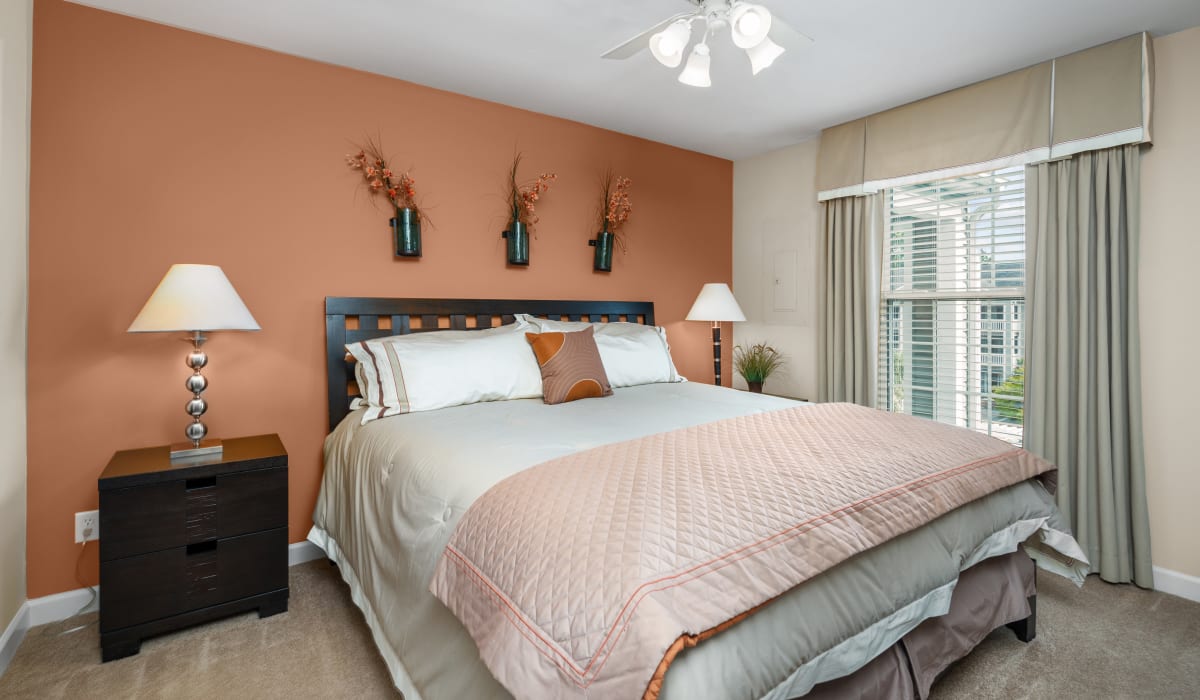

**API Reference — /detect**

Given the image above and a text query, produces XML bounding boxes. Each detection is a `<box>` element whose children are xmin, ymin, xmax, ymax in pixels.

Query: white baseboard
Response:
<box><xmin>288</xmin><ymin>539</ymin><xmax>325</xmax><ymax>566</ymax></box>
<box><xmin>1153</xmin><ymin>565</ymin><xmax>1200</xmax><ymax>603</ymax></box>
<box><xmin>0</xmin><ymin>603</ymin><xmax>30</xmax><ymax>679</ymax></box>
<box><xmin>26</xmin><ymin>586</ymin><xmax>98</xmax><ymax>627</ymax></box>
<box><xmin>0</xmin><ymin>540</ymin><xmax>326</xmax><ymax>678</ymax></box>
<box><xmin>0</xmin><ymin>588</ymin><xmax>93</xmax><ymax>677</ymax></box>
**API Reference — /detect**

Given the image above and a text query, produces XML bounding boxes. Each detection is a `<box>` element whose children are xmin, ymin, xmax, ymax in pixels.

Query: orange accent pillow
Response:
<box><xmin>525</xmin><ymin>327</ymin><xmax>613</xmax><ymax>405</ymax></box>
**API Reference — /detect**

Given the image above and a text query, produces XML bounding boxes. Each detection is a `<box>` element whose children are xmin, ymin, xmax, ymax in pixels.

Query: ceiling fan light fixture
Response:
<box><xmin>729</xmin><ymin>3</ymin><xmax>773</xmax><ymax>50</ymax></box>
<box><xmin>746</xmin><ymin>35</ymin><xmax>785</xmax><ymax>75</ymax></box>
<box><xmin>649</xmin><ymin>19</ymin><xmax>692</xmax><ymax>68</ymax></box>
<box><xmin>678</xmin><ymin>43</ymin><xmax>712</xmax><ymax>87</ymax></box>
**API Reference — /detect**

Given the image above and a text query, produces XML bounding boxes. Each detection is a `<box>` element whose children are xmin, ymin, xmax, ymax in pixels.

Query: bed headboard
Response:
<box><xmin>324</xmin><ymin>297</ymin><xmax>656</xmax><ymax>431</ymax></box>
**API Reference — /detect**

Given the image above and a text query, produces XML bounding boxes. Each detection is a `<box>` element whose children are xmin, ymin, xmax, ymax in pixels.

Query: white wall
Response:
<box><xmin>732</xmin><ymin>139</ymin><xmax>820</xmax><ymax>401</ymax></box>
<box><xmin>1140</xmin><ymin>24</ymin><xmax>1200</xmax><ymax>580</ymax></box>
<box><xmin>0</xmin><ymin>0</ymin><xmax>32</xmax><ymax>634</ymax></box>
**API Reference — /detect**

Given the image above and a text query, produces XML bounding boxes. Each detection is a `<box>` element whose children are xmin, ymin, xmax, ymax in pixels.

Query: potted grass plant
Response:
<box><xmin>734</xmin><ymin>342</ymin><xmax>785</xmax><ymax>393</ymax></box>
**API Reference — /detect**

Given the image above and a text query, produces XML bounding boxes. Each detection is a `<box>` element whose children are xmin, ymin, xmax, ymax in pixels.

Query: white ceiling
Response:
<box><xmin>71</xmin><ymin>0</ymin><xmax>1200</xmax><ymax>160</ymax></box>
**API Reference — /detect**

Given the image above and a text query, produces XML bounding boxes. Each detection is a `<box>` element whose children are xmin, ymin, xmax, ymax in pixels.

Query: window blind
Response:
<box><xmin>878</xmin><ymin>167</ymin><xmax>1026</xmax><ymax>444</ymax></box>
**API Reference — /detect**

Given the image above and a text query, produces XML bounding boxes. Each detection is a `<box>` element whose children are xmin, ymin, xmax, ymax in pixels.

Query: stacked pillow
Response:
<box><xmin>517</xmin><ymin>316</ymin><xmax>685</xmax><ymax>387</ymax></box>
<box><xmin>347</xmin><ymin>320</ymin><xmax>541</xmax><ymax>424</ymax></box>
<box><xmin>347</xmin><ymin>315</ymin><xmax>685</xmax><ymax>422</ymax></box>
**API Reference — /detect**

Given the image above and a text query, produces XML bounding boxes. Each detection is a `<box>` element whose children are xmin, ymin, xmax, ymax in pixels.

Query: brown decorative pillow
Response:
<box><xmin>525</xmin><ymin>327</ymin><xmax>613</xmax><ymax>405</ymax></box>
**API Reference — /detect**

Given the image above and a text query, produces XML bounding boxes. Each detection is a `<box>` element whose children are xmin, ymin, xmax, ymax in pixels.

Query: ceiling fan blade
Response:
<box><xmin>768</xmin><ymin>17</ymin><xmax>816</xmax><ymax>50</ymax></box>
<box><xmin>601</xmin><ymin>12</ymin><xmax>694</xmax><ymax>60</ymax></box>
<box><xmin>768</xmin><ymin>17</ymin><xmax>814</xmax><ymax>49</ymax></box>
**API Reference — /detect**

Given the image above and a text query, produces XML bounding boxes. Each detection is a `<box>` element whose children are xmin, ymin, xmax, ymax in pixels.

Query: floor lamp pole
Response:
<box><xmin>711</xmin><ymin>321</ymin><xmax>722</xmax><ymax>386</ymax></box>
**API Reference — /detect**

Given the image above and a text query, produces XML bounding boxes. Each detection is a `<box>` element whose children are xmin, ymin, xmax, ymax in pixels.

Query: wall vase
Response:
<box><xmin>391</xmin><ymin>208</ymin><xmax>422</xmax><ymax>258</ymax></box>
<box><xmin>502</xmin><ymin>221</ymin><xmax>529</xmax><ymax>265</ymax></box>
<box><xmin>589</xmin><ymin>231</ymin><xmax>614</xmax><ymax>272</ymax></box>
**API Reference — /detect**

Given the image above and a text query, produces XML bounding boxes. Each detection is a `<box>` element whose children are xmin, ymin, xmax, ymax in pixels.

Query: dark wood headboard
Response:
<box><xmin>324</xmin><ymin>297</ymin><xmax>656</xmax><ymax>431</ymax></box>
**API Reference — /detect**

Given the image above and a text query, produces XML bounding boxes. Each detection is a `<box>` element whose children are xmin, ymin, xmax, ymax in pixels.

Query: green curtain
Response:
<box><xmin>818</xmin><ymin>194</ymin><xmax>882</xmax><ymax>405</ymax></box>
<box><xmin>1025</xmin><ymin>144</ymin><xmax>1153</xmax><ymax>586</ymax></box>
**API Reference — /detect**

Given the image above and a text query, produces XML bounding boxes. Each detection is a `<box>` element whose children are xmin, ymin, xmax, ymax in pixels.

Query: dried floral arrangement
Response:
<box><xmin>345</xmin><ymin>137</ymin><xmax>428</xmax><ymax>222</ymax></box>
<box><xmin>598</xmin><ymin>169</ymin><xmax>633</xmax><ymax>250</ymax></box>
<box><xmin>506</xmin><ymin>153</ymin><xmax>556</xmax><ymax>233</ymax></box>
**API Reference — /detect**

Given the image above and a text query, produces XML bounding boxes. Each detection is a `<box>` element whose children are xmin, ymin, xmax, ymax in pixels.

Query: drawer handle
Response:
<box><xmin>186</xmin><ymin>476</ymin><xmax>217</xmax><ymax>491</ymax></box>
<box><xmin>186</xmin><ymin>540</ymin><xmax>218</xmax><ymax>556</ymax></box>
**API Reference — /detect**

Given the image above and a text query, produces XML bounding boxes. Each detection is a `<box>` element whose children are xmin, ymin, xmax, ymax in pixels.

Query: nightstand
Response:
<box><xmin>98</xmin><ymin>433</ymin><xmax>289</xmax><ymax>662</ymax></box>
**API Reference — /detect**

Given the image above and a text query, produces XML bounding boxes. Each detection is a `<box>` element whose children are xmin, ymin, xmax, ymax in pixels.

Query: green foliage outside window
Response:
<box><xmin>891</xmin><ymin>349</ymin><xmax>905</xmax><ymax>413</ymax></box>
<box><xmin>992</xmin><ymin>360</ymin><xmax>1025</xmax><ymax>424</ymax></box>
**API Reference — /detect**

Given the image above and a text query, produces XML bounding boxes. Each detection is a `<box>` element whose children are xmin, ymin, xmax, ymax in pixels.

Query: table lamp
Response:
<box><xmin>685</xmin><ymin>283</ymin><xmax>746</xmax><ymax>385</ymax></box>
<box><xmin>128</xmin><ymin>264</ymin><xmax>260</xmax><ymax>459</ymax></box>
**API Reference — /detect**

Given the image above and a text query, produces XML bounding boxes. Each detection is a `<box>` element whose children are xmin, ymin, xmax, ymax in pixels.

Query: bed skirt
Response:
<box><xmin>803</xmin><ymin>550</ymin><xmax>1035</xmax><ymax>699</ymax></box>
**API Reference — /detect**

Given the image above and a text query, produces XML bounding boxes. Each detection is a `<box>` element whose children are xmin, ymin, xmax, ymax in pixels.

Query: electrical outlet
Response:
<box><xmin>75</xmin><ymin>510</ymin><xmax>99</xmax><ymax>543</ymax></box>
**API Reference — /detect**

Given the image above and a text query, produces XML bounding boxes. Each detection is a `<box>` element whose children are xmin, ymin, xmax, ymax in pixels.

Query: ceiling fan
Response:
<box><xmin>602</xmin><ymin>0</ymin><xmax>812</xmax><ymax>87</ymax></box>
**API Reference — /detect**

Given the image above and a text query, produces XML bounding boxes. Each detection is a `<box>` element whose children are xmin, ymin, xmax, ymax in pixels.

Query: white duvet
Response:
<box><xmin>310</xmin><ymin>383</ymin><xmax>799</xmax><ymax>699</ymax></box>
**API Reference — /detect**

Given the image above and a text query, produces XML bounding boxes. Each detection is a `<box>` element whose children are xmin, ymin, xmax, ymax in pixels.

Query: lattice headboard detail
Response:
<box><xmin>324</xmin><ymin>297</ymin><xmax>656</xmax><ymax>431</ymax></box>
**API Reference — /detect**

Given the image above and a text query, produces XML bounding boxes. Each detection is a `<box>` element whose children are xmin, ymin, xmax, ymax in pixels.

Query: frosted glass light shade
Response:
<box><xmin>730</xmin><ymin>3</ymin><xmax>772</xmax><ymax>49</ymax></box>
<box><xmin>650</xmin><ymin>20</ymin><xmax>692</xmax><ymax>68</ymax></box>
<box><xmin>686</xmin><ymin>283</ymin><xmax>746</xmax><ymax>322</ymax></box>
<box><xmin>747</xmin><ymin>36</ymin><xmax>786</xmax><ymax>75</ymax></box>
<box><xmin>128</xmin><ymin>264</ymin><xmax>261</xmax><ymax>333</ymax></box>
<box><xmin>678</xmin><ymin>44</ymin><xmax>712</xmax><ymax>87</ymax></box>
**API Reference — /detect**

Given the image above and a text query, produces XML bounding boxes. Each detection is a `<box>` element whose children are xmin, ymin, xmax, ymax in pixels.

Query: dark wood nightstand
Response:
<box><xmin>98</xmin><ymin>433</ymin><xmax>289</xmax><ymax>662</ymax></box>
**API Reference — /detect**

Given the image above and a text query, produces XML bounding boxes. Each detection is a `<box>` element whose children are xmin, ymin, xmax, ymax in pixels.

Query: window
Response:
<box><xmin>879</xmin><ymin>167</ymin><xmax>1026</xmax><ymax>444</ymax></box>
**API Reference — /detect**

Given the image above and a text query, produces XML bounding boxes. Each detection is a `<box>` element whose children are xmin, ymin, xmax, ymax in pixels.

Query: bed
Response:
<box><xmin>309</xmin><ymin>296</ymin><xmax>1088</xmax><ymax>700</ymax></box>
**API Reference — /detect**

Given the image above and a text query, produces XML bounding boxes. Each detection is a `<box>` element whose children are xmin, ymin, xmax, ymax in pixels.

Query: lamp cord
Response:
<box><xmin>58</xmin><ymin>535</ymin><xmax>99</xmax><ymax>636</ymax></box>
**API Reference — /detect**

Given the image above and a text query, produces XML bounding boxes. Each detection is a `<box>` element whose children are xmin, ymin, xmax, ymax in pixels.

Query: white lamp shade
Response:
<box><xmin>128</xmin><ymin>264</ymin><xmax>261</xmax><ymax>333</ymax></box>
<box><xmin>678</xmin><ymin>43</ymin><xmax>712</xmax><ymax>87</ymax></box>
<box><xmin>649</xmin><ymin>20</ymin><xmax>692</xmax><ymax>68</ymax></box>
<box><xmin>686</xmin><ymin>283</ymin><xmax>747</xmax><ymax>322</ymax></box>
<box><xmin>747</xmin><ymin>35</ymin><xmax>786</xmax><ymax>75</ymax></box>
<box><xmin>730</xmin><ymin>3</ymin><xmax>773</xmax><ymax>49</ymax></box>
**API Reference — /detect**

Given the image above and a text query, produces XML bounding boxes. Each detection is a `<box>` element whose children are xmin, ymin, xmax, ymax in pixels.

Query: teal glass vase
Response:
<box><xmin>391</xmin><ymin>208</ymin><xmax>421</xmax><ymax>258</ymax></box>
<box><xmin>503</xmin><ymin>221</ymin><xmax>529</xmax><ymax>265</ymax></box>
<box><xmin>590</xmin><ymin>231</ymin><xmax>614</xmax><ymax>271</ymax></box>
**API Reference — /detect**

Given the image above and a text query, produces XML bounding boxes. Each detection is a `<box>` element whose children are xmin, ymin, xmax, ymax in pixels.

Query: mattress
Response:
<box><xmin>309</xmin><ymin>382</ymin><xmax>1086</xmax><ymax>699</ymax></box>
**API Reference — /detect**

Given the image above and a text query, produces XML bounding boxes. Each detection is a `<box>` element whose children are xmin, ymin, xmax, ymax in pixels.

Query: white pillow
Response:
<box><xmin>348</xmin><ymin>321</ymin><xmax>542</xmax><ymax>424</ymax></box>
<box><xmin>351</xmin><ymin>322</ymin><xmax>525</xmax><ymax>402</ymax></box>
<box><xmin>517</xmin><ymin>316</ymin><xmax>685</xmax><ymax>387</ymax></box>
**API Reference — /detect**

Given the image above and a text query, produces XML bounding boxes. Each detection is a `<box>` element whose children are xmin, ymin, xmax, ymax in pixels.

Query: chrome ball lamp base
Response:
<box><xmin>169</xmin><ymin>332</ymin><xmax>224</xmax><ymax>460</ymax></box>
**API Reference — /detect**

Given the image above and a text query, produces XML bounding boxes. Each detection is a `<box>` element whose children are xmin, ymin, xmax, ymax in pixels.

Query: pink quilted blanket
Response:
<box><xmin>429</xmin><ymin>403</ymin><xmax>1054</xmax><ymax>699</ymax></box>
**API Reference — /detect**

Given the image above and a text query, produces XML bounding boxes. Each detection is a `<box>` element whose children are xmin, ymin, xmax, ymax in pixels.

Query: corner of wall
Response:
<box><xmin>732</xmin><ymin>139</ymin><xmax>821</xmax><ymax>401</ymax></box>
<box><xmin>0</xmin><ymin>0</ymin><xmax>32</xmax><ymax>637</ymax></box>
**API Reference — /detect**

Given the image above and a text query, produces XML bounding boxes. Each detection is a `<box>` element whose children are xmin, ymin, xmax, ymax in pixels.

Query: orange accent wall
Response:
<box><xmin>27</xmin><ymin>0</ymin><xmax>732</xmax><ymax>597</ymax></box>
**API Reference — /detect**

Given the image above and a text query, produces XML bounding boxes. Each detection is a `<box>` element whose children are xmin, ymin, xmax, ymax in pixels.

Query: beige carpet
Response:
<box><xmin>2</xmin><ymin>560</ymin><xmax>1198</xmax><ymax>699</ymax></box>
<box><xmin>0</xmin><ymin>561</ymin><xmax>398</xmax><ymax>700</ymax></box>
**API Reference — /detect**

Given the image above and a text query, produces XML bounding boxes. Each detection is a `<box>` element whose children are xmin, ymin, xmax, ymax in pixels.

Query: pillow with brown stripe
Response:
<box><xmin>346</xmin><ymin>319</ymin><xmax>542</xmax><ymax>424</ymax></box>
<box><xmin>525</xmin><ymin>327</ymin><xmax>613</xmax><ymax>405</ymax></box>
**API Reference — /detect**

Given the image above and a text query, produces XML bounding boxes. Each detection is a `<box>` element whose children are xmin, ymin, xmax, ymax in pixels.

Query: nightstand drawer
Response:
<box><xmin>99</xmin><ymin>527</ymin><xmax>288</xmax><ymax>632</ymax></box>
<box><xmin>99</xmin><ymin>467</ymin><xmax>287</xmax><ymax>561</ymax></box>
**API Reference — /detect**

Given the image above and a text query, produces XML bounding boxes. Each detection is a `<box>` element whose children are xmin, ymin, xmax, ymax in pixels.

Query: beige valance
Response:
<box><xmin>1052</xmin><ymin>33</ymin><xmax>1153</xmax><ymax>157</ymax></box>
<box><xmin>817</xmin><ymin>32</ymin><xmax>1153</xmax><ymax>201</ymax></box>
<box><xmin>815</xmin><ymin>119</ymin><xmax>867</xmax><ymax>199</ymax></box>
<box><xmin>864</xmin><ymin>62</ymin><xmax>1052</xmax><ymax>188</ymax></box>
